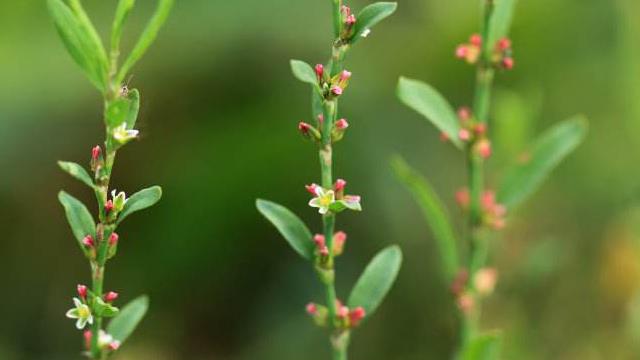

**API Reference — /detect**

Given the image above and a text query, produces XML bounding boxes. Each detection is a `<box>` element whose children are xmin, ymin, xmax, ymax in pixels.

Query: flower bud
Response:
<box><xmin>440</xmin><ymin>132</ymin><xmax>450</xmax><ymax>142</ymax></box>
<box><xmin>339</xmin><ymin>70</ymin><xmax>352</xmax><ymax>83</ymax></box>
<box><xmin>349</xmin><ymin>306</ymin><xmax>366</xmax><ymax>327</ymax></box>
<box><xmin>474</xmin><ymin>268</ymin><xmax>498</xmax><ymax>296</ymax></box>
<box><xmin>313</xmin><ymin>234</ymin><xmax>326</xmax><ymax>249</ymax></box>
<box><xmin>455</xmin><ymin>188</ymin><xmax>470</xmax><ymax>209</ymax></box>
<box><xmin>331</xmin><ymin>86</ymin><xmax>343</xmax><ymax>96</ymax></box>
<box><xmin>104</xmin><ymin>291</ymin><xmax>119</xmax><ymax>303</ymax></box>
<box><xmin>91</xmin><ymin>146</ymin><xmax>101</xmax><ymax>161</ymax></box>
<box><xmin>337</xmin><ymin>304</ymin><xmax>349</xmax><ymax>318</ymax></box>
<box><xmin>334</xmin><ymin>179</ymin><xmax>347</xmax><ymax>192</ymax></box>
<box><xmin>341</xmin><ymin>5</ymin><xmax>351</xmax><ymax>16</ymax></box>
<box><xmin>109</xmin><ymin>233</ymin><xmax>119</xmax><ymax>246</ymax></box>
<box><xmin>108</xmin><ymin>341</ymin><xmax>121</xmax><ymax>351</ymax></box>
<box><xmin>470</xmin><ymin>34</ymin><xmax>482</xmax><ymax>47</ymax></box>
<box><xmin>333</xmin><ymin>231</ymin><xmax>347</xmax><ymax>256</ymax></box>
<box><xmin>77</xmin><ymin>284</ymin><xmax>88</xmax><ymax>299</ymax></box>
<box><xmin>476</xmin><ymin>138</ymin><xmax>492</xmax><ymax>159</ymax></box>
<box><xmin>105</xmin><ymin>200</ymin><xmax>114</xmax><ymax>213</ymax></box>
<box><xmin>450</xmin><ymin>268</ymin><xmax>469</xmax><ymax>296</ymax></box>
<box><xmin>83</xmin><ymin>330</ymin><xmax>92</xmax><ymax>349</ymax></box>
<box><xmin>305</xmin><ymin>183</ymin><xmax>320</xmax><ymax>196</ymax></box>
<box><xmin>474</xmin><ymin>123</ymin><xmax>487</xmax><ymax>135</ymax></box>
<box><xmin>502</xmin><ymin>57</ymin><xmax>514</xmax><ymax>70</ymax></box>
<box><xmin>455</xmin><ymin>45</ymin><xmax>468</xmax><ymax>59</ymax></box>
<box><xmin>82</xmin><ymin>235</ymin><xmax>95</xmax><ymax>247</ymax></box>
<box><xmin>306</xmin><ymin>302</ymin><xmax>317</xmax><ymax>315</ymax></box>
<box><xmin>335</xmin><ymin>118</ymin><xmax>349</xmax><ymax>130</ymax></box>
<box><xmin>497</xmin><ymin>37</ymin><xmax>512</xmax><ymax>51</ymax></box>
<box><xmin>457</xmin><ymin>107</ymin><xmax>472</xmax><ymax>122</ymax></box>
<box><xmin>345</xmin><ymin>14</ymin><xmax>356</xmax><ymax>26</ymax></box>
<box><xmin>315</xmin><ymin>64</ymin><xmax>324</xmax><ymax>81</ymax></box>
<box><xmin>319</xmin><ymin>246</ymin><xmax>330</xmax><ymax>257</ymax></box>
<box><xmin>457</xmin><ymin>293</ymin><xmax>474</xmax><ymax>314</ymax></box>
<box><xmin>458</xmin><ymin>129</ymin><xmax>471</xmax><ymax>141</ymax></box>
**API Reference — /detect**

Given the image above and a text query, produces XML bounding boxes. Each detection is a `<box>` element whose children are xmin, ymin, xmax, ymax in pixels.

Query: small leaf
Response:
<box><xmin>93</xmin><ymin>297</ymin><xmax>119</xmax><ymax>318</ymax></box>
<box><xmin>256</xmin><ymin>199</ymin><xmax>314</xmax><ymax>260</ymax></box>
<box><xmin>47</xmin><ymin>0</ymin><xmax>108</xmax><ymax>91</ymax></box>
<box><xmin>117</xmin><ymin>0</ymin><xmax>174</xmax><ymax>84</ymax></box>
<box><xmin>290</xmin><ymin>60</ymin><xmax>318</xmax><ymax>86</ymax></box>
<box><xmin>497</xmin><ymin>116</ymin><xmax>588</xmax><ymax>210</ymax></box>
<box><xmin>460</xmin><ymin>332</ymin><xmax>502</xmax><ymax>360</ymax></box>
<box><xmin>107</xmin><ymin>295</ymin><xmax>149</xmax><ymax>344</ymax></box>
<box><xmin>117</xmin><ymin>186</ymin><xmax>162</xmax><ymax>224</ymax></box>
<box><xmin>391</xmin><ymin>156</ymin><xmax>459</xmax><ymax>281</ymax></box>
<box><xmin>125</xmin><ymin>89</ymin><xmax>141</xmax><ymax>129</ymax></box>
<box><xmin>58</xmin><ymin>161</ymin><xmax>94</xmax><ymax>188</ymax></box>
<box><xmin>351</xmin><ymin>2</ymin><xmax>398</xmax><ymax>44</ymax></box>
<box><xmin>397</xmin><ymin>77</ymin><xmax>462</xmax><ymax>149</ymax></box>
<box><xmin>487</xmin><ymin>0</ymin><xmax>518</xmax><ymax>47</ymax></box>
<box><xmin>111</xmin><ymin>0</ymin><xmax>136</xmax><ymax>52</ymax></box>
<box><xmin>347</xmin><ymin>245</ymin><xmax>402</xmax><ymax>319</ymax></box>
<box><xmin>105</xmin><ymin>98</ymin><xmax>132</xmax><ymax>128</ymax></box>
<box><xmin>58</xmin><ymin>191</ymin><xmax>96</xmax><ymax>251</ymax></box>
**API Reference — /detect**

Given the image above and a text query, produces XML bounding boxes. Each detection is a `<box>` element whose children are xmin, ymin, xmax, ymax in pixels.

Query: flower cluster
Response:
<box><xmin>455</xmin><ymin>188</ymin><xmax>507</xmax><ymax>230</ymax></box>
<box><xmin>66</xmin><ymin>285</ymin><xmax>119</xmax><ymax>330</ymax></box>
<box><xmin>306</xmin><ymin>300</ymin><xmax>366</xmax><ymax>330</ymax></box>
<box><xmin>455</xmin><ymin>33</ymin><xmax>514</xmax><ymax>70</ymax></box>
<box><xmin>450</xmin><ymin>267</ymin><xmax>498</xmax><ymax>314</ymax></box>
<box><xmin>307</xmin><ymin>180</ymin><xmax>362</xmax><ymax>215</ymax></box>
<box><xmin>453</xmin><ymin>107</ymin><xmax>493</xmax><ymax>159</ymax></box>
<box><xmin>83</xmin><ymin>330</ymin><xmax>121</xmax><ymax>354</ymax></box>
<box><xmin>299</xmin><ymin>115</ymin><xmax>350</xmax><ymax>144</ymax></box>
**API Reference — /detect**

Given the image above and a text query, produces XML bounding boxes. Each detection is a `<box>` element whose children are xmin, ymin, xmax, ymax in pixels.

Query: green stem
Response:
<box><xmin>331</xmin><ymin>331</ymin><xmax>351</xmax><ymax>360</ymax></box>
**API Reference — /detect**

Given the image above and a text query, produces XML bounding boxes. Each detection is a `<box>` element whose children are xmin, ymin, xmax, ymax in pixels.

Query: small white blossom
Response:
<box><xmin>66</xmin><ymin>297</ymin><xmax>93</xmax><ymax>330</ymax></box>
<box><xmin>308</xmin><ymin>187</ymin><xmax>335</xmax><ymax>215</ymax></box>
<box><xmin>113</xmin><ymin>123</ymin><xmax>139</xmax><ymax>143</ymax></box>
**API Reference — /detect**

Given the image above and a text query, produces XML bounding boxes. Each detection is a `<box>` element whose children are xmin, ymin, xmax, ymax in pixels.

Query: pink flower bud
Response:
<box><xmin>341</xmin><ymin>5</ymin><xmax>351</xmax><ymax>16</ymax></box>
<box><xmin>458</xmin><ymin>129</ymin><xmax>471</xmax><ymax>141</ymax></box>
<box><xmin>83</xmin><ymin>330</ymin><xmax>92</xmax><ymax>349</ymax></box>
<box><xmin>455</xmin><ymin>188</ymin><xmax>470</xmax><ymax>209</ymax></box>
<box><xmin>345</xmin><ymin>14</ymin><xmax>356</xmax><ymax>26</ymax></box>
<box><xmin>502</xmin><ymin>57</ymin><xmax>514</xmax><ymax>70</ymax></box>
<box><xmin>335</xmin><ymin>118</ymin><xmax>349</xmax><ymax>130</ymax></box>
<box><xmin>317</xmin><ymin>114</ymin><xmax>324</xmax><ymax>124</ymax></box>
<box><xmin>305</xmin><ymin>183</ymin><xmax>319</xmax><ymax>196</ymax></box>
<box><xmin>334</xmin><ymin>179</ymin><xmax>347</xmax><ymax>192</ymax></box>
<box><xmin>477</xmin><ymin>138</ymin><xmax>492</xmax><ymax>159</ymax></box>
<box><xmin>82</xmin><ymin>235</ymin><xmax>95</xmax><ymax>247</ymax></box>
<box><xmin>474</xmin><ymin>123</ymin><xmax>487</xmax><ymax>135</ymax></box>
<box><xmin>469</xmin><ymin>33</ymin><xmax>482</xmax><ymax>47</ymax></box>
<box><xmin>108</xmin><ymin>341</ymin><xmax>121</xmax><ymax>351</ymax></box>
<box><xmin>440</xmin><ymin>132</ymin><xmax>450</xmax><ymax>142</ymax></box>
<box><xmin>457</xmin><ymin>293</ymin><xmax>474</xmax><ymax>314</ymax></box>
<box><xmin>340</xmin><ymin>70</ymin><xmax>352</xmax><ymax>82</ymax></box>
<box><xmin>455</xmin><ymin>45</ymin><xmax>468</xmax><ymax>59</ymax></box>
<box><xmin>333</xmin><ymin>231</ymin><xmax>347</xmax><ymax>256</ymax></box>
<box><xmin>315</xmin><ymin>64</ymin><xmax>324</xmax><ymax>80</ymax></box>
<box><xmin>109</xmin><ymin>233</ymin><xmax>119</xmax><ymax>246</ymax></box>
<box><xmin>482</xmin><ymin>190</ymin><xmax>496</xmax><ymax>210</ymax></box>
<box><xmin>313</xmin><ymin>234</ymin><xmax>326</xmax><ymax>249</ymax></box>
<box><xmin>298</xmin><ymin>122</ymin><xmax>311</xmax><ymax>135</ymax></box>
<box><xmin>105</xmin><ymin>200</ymin><xmax>114</xmax><ymax>213</ymax></box>
<box><xmin>306</xmin><ymin>302</ymin><xmax>317</xmax><ymax>315</ymax></box>
<box><xmin>475</xmin><ymin>268</ymin><xmax>498</xmax><ymax>296</ymax></box>
<box><xmin>498</xmin><ymin>37</ymin><xmax>512</xmax><ymax>51</ymax></box>
<box><xmin>450</xmin><ymin>268</ymin><xmax>469</xmax><ymax>296</ymax></box>
<box><xmin>349</xmin><ymin>306</ymin><xmax>366</xmax><ymax>326</ymax></box>
<box><xmin>457</xmin><ymin>107</ymin><xmax>471</xmax><ymax>121</ymax></box>
<box><xmin>319</xmin><ymin>246</ymin><xmax>330</xmax><ymax>257</ymax></box>
<box><xmin>337</xmin><ymin>305</ymin><xmax>349</xmax><ymax>318</ymax></box>
<box><xmin>77</xmin><ymin>284</ymin><xmax>88</xmax><ymax>299</ymax></box>
<box><xmin>104</xmin><ymin>291</ymin><xmax>119</xmax><ymax>303</ymax></box>
<box><xmin>91</xmin><ymin>146</ymin><xmax>101</xmax><ymax>161</ymax></box>
<box><xmin>331</xmin><ymin>86</ymin><xmax>343</xmax><ymax>96</ymax></box>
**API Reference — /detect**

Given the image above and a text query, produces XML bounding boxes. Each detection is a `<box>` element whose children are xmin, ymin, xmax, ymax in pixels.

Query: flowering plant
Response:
<box><xmin>49</xmin><ymin>0</ymin><xmax>172</xmax><ymax>357</ymax></box>
<box><xmin>393</xmin><ymin>0</ymin><xmax>587</xmax><ymax>357</ymax></box>
<box><xmin>257</xmin><ymin>1</ymin><xmax>401</xmax><ymax>359</ymax></box>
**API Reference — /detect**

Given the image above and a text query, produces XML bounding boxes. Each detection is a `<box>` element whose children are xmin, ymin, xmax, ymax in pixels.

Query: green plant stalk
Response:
<box><xmin>460</xmin><ymin>0</ymin><xmax>497</xmax><ymax>352</ymax></box>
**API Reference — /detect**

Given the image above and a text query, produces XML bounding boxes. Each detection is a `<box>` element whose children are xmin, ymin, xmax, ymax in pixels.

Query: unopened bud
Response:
<box><xmin>455</xmin><ymin>188</ymin><xmax>470</xmax><ymax>209</ymax></box>
<box><xmin>91</xmin><ymin>146</ymin><xmax>101</xmax><ymax>161</ymax></box>
<box><xmin>458</xmin><ymin>129</ymin><xmax>471</xmax><ymax>141</ymax></box>
<box><xmin>339</xmin><ymin>70</ymin><xmax>352</xmax><ymax>83</ymax></box>
<box><xmin>476</xmin><ymin>138</ymin><xmax>492</xmax><ymax>159</ymax></box>
<box><xmin>337</xmin><ymin>305</ymin><xmax>349</xmax><ymax>318</ymax></box>
<box><xmin>474</xmin><ymin>268</ymin><xmax>498</xmax><ymax>296</ymax></box>
<box><xmin>104</xmin><ymin>291</ymin><xmax>119</xmax><ymax>303</ymax></box>
<box><xmin>331</xmin><ymin>86</ymin><xmax>343</xmax><ymax>96</ymax></box>
<box><xmin>306</xmin><ymin>302</ymin><xmax>318</xmax><ymax>315</ymax></box>
<box><xmin>333</xmin><ymin>231</ymin><xmax>347</xmax><ymax>256</ymax></box>
<box><xmin>334</xmin><ymin>179</ymin><xmax>347</xmax><ymax>192</ymax></box>
<box><xmin>83</xmin><ymin>330</ymin><xmax>92</xmax><ymax>349</ymax></box>
<box><xmin>349</xmin><ymin>306</ymin><xmax>366</xmax><ymax>326</ymax></box>
<box><xmin>335</xmin><ymin>118</ymin><xmax>349</xmax><ymax>130</ymax></box>
<box><xmin>109</xmin><ymin>233</ymin><xmax>119</xmax><ymax>246</ymax></box>
<box><xmin>502</xmin><ymin>57</ymin><xmax>514</xmax><ymax>70</ymax></box>
<box><xmin>315</xmin><ymin>64</ymin><xmax>324</xmax><ymax>81</ymax></box>
<box><xmin>457</xmin><ymin>107</ymin><xmax>472</xmax><ymax>122</ymax></box>
<box><xmin>474</xmin><ymin>123</ymin><xmax>487</xmax><ymax>135</ymax></box>
<box><xmin>469</xmin><ymin>33</ymin><xmax>482</xmax><ymax>47</ymax></box>
<box><xmin>455</xmin><ymin>45</ymin><xmax>468</xmax><ymax>59</ymax></box>
<box><xmin>108</xmin><ymin>341</ymin><xmax>121</xmax><ymax>351</ymax></box>
<box><xmin>305</xmin><ymin>183</ymin><xmax>320</xmax><ymax>196</ymax></box>
<box><xmin>345</xmin><ymin>14</ymin><xmax>356</xmax><ymax>26</ymax></box>
<box><xmin>105</xmin><ymin>200</ymin><xmax>114</xmax><ymax>213</ymax></box>
<box><xmin>298</xmin><ymin>122</ymin><xmax>311</xmax><ymax>135</ymax></box>
<box><xmin>497</xmin><ymin>37</ymin><xmax>512</xmax><ymax>51</ymax></box>
<box><xmin>313</xmin><ymin>234</ymin><xmax>326</xmax><ymax>249</ymax></box>
<box><xmin>82</xmin><ymin>235</ymin><xmax>95</xmax><ymax>247</ymax></box>
<box><xmin>77</xmin><ymin>284</ymin><xmax>88</xmax><ymax>299</ymax></box>
<box><xmin>319</xmin><ymin>246</ymin><xmax>330</xmax><ymax>257</ymax></box>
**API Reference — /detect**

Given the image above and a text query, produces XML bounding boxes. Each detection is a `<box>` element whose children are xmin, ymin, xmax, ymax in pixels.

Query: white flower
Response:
<box><xmin>97</xmin><ymin>330</ymin><xmax>120</xmax><ymax>350</ymax></box>
<box><xmin>361</xmin><ymin>29</ymin><xmax>371</xmax><ymax>38</ymax></box>
<box><xmin>308</xmin><ymin>187</ymin><xmax>335</xmax><ymax>215</ymax></box>
<box><xmin>66</xmin><ymin>297</ymin><xmax>93</xmax><ymax>330</ymax></box>
<box><xmin>113</xmin><ymin>123</ymin><xmax>139</xmax><ymax>143</ymax></box>
<box><xmin>111</xmin><ymin>189</ymin><xmax>128</xmax><ymax>211</ymax></box>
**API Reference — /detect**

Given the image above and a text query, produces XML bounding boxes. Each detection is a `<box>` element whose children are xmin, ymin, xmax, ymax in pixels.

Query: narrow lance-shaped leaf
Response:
<box><xmin>117</xmin><ymin>186</ymin><xmax>162</xmax><ymax>224</ymax></box>
<box><xmin>487</xmin><ymin>0</ymin><xmax>518</xmax><ymax>47</ymax></box>
<box><xmin>58</xmin><ymin>191</ymin><xmax>96</xmax><ymax>251</ymax></box>
<box><xmin>58</xmin><ymin>161</ymin><xmax>94</xmax><ymax>188</ymax></box>
<box><xmin>497</xmin><ymin>116</ymin><xmax>588</xmax><ymax>210</ymax></box>
<box><xmin>107</xmin><ymin>295</ymin><xmax>149</xmax><ymax>344</ymax></box>
<box><xmin>460</xmin><ymin>332</ymin><xmax>502</xmax><ymax>360</ymax></box>
<box><xmin>397</xmin><ymin>77</ymin><xmax>463</xmax><ymax>149</ymax></box>
<box><xmin>347</xmin><ymin>245</ymin><xmax>402</xmax><ymax>319</ymax></box>
<box><xmin>351</xmin><ymin>2</ymin><xmax>398</xmax><ymax>44</ymax></box>
<box><xmin>391</xmin><ymin>156</ymin><xmax>459</xmax><ymax>281</ymax></box>
<box><xmin>47</xmin><ymin>0</ymin><xmax>107</xmax><ymax>91</ymax></box>
<box><xmin>290</xmin><ymin>60</ymin><xmax>318</xmax><ymax>86</ymax></box>
<box><xmin>117</xmin><ymin>0</ymin><xmax>174</xmax><ymax>84</ymax></box>
<box><xmin>256</xmin><ymin>199</ymin><xmax>314</xmax><ymax>260</ymax></box>
<box><xmin>111</xmin><ymin>0</ymin><xmax>136</xmax><ymax>52</ymax></box>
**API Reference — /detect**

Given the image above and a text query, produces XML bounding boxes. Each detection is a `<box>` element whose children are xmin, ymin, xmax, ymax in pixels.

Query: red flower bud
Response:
<box><xmin>334</xmin><ymin>179</ymin><xmax>347</xmax><ymax>192</ymax></box>
<box><xmin>104</xmin><ymin>291</ymin><xmax>119</xmax><ymax>302</ymax></box>
<box><xmin>455</xmin><ymin>188</ymin><xmax>470</xmax><ymax>209</ymax></box>
<box><xmin>333</xmin><ymin>231</ymin><xmax>347</xmax><ymax>256</ymax></box>
<box><xmin>298</xmin><ymin>122</ymin><xmax>311</xmax><ymax>135</ymax></box>
<box><xmin>340</xmin><ymin>70</ymin><xmax>352</xmax><ymax>82</ymax></box>
<box><xmin>315</xmin><ymin>64</ymin><xmax>324</xmax><ymax>81</ymax></box>
<box><xmin>469</xmin><ymin>33</ymin><xmax>482</xmax><ymax>47</ymax></box>
<box><xmin>91</xmin><ymin>146</ymin><xmax>101</xmax><ymax>161</ymax></box>
<box><xmin>498</xmin><ymin>37</ymin><xmax>512</xmax><ymax>51</ymax></box>
<box><xmin>476</xmin><ymin>138</ymin><xmax>492</xmax><ymax>159</ymax></box>
<box><xmin>458</xmin><ymin>129</ymin><xmax>471</xmax><ymax>141</ymax></box>
<box><xmin>502</xmin><ymin>57</ymin><xmax>514</xmax><ymax>70</ymax></box>
<box><xmin>349</xmin><ymin>306</ymin><xmax>366</xmax><ymax>326</ymax></box>
<box><xmin>105</xmin><ymin>200</ymin><xmax>114</xmax><ymax>213</ymax></box>
<box><xmin>306</xmin><ymin>302</ymin><xmax>317</xmax><ymax>315</ymax></box>
<box><xmin>457</xmin><ymin>107</ymin><xmax>472</xmax><ymax>122</ymax></box>
<box><xmin>77</xmin><ymin>284</ymin><xmax>88</xmax><ymax>299</ymax></box>
<box><xmin>82</xmin><ymin>235</ymin><xmax>94</xmax><ymax>247</ymax></box>
<box><xmin>313</xmin><ymin>234</ymin><xmax>326</xmax><ymax>249</ymax></box>
<box><xmin>345</xmin><ymin>14</ymin><xmax>356</xmax><ymax>26</ymax></box>
<box><xmin>455</xmin><ymin>45</ymin><xmax>468</xmax><ymax>59</ymax></box>
<box><xmin>335</xmin><ymin>118</ymin><xmax>349</xmax><ymax>130</ymax></box>
<box><xmin>83</xmin><ymin>330</ymin><xmax>92</xmax><ymax>349</ymax></box>
<box><xmin>337</xmin><ymin>305</ymin><xmax>349</xmax><ymax>318</ymax></box>
<box><xmin>305</xmin><ymin>183</ymin><xmax>319</xmax><ymax>196</ymax></box>
<box><xmin>331</xmin><ymin>86</ymin><xmax>343</xmax><ymax>96</ymax></box>
<box><xmin>109</xmin><ymin>232</ymin><xmax>119</xmax><ymax>246</ymax></box>
<box><xmin>108</xmin><ymin>341</ymin><xmax>121</xmax><ymax>351</ymax></box>
<box><xmin>474</xmin><ymin>123</ymin><xmax>487</xmax><ymax>135</ymax></box>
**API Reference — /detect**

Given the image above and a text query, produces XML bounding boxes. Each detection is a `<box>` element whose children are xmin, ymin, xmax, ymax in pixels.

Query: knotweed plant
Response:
<box><xmin>49</xmin><ymin>0</ymin><xmax>172</xmax><ymax>357</ymax></box>
<box><xmin>393</xmin><ymin>0</ymin><xmax>587</xmax><ymax>358</ymax></box>
<box><xmin>256</xmin><ymin>2</ymin><xmax>401</xmax><ymax>359</ymax></box>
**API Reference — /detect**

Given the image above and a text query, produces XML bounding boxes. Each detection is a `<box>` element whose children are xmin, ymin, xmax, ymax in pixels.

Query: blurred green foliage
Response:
<box><xmin>0</xmin><ymin>0</ymin><xmax>639</xmax><ymax>359</ymax></box>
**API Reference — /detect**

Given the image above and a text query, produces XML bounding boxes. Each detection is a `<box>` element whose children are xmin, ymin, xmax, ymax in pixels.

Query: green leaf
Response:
<box><xmin>58</xmin><ymin>161</ymin><xmax>94</xmax><ymax>188</ymax></box>
<box><xmin>117</xmin><ymin>186</ymin><xmax>162</xmax><ymax>224</ymax></box>
<box><xmin>397</xmin><ymin>77</ymin><xmax>462</xmax><ymax>149</ymax></box>
<box><xmin>93</xmin><ymin>297</ymin><xmax>119</xmax><ymax>318</ymax></box>
<box><xmin>351</xmin><ymin>2</ymin><xmax>398</xmax><ymax>44</ymax></box>
<box><xmin>125</xmin><ymin>89</ymin><xmax>141</xmax><ymax>129</ymax></box>
<box><xmin>391</xmin><ymin>156</ymin><xmax>459</xmax><ymax>281</ymax></box>
<box><xmin>256</xmin><ymin>199</ymin><xmax>314</xmax><ymax>260</ymax></box>
<box><xmin>58</xmin><ymin>191</ymin><xmax>96</xmax><ymax>251</ymax></box>
<box><xmin>347</xmin><ymin>245</ymin><xmax>402</xmax><ymax>319</ymax></box>
<box><xmin>105</xmin><ymin>97</ymin><xmax>132</xmax><ymax>128</ymax></box>
<box><xmin>117</xmin><ymin>0</ymin><xmax>174</xmax><ymax>84</ymax></box>
<box><xmin>47</xmin><ymin>0</ymin><xmax>108</xmax><ymax>91</ymax></box>
<box><xmin>107</xmin><ymin>295</ymin><xmax>149</xmax><ymax>344</ymax></box>
<box><xmin>487</xmin><ymin>0</ymin><xmax>518</xmax><ymax>47</ymax></box>
<box><xmin>497</xmin><ymin>116</ymin><xmax>588</xmax><ymax>210</ymax></box>
<box><xmin>111</xmin><ymin>0</ymin><xmax>136</xmax><ymax>52</ymax></box>
<box><xmin>460</xmin><ymin>332</ymin><xmax>502</xmax><ymax>360</ymax></box>
<box><xmin>290</xmin><ymin>60</ymin><xmax>318</xmax><ymax>86</ymax></box>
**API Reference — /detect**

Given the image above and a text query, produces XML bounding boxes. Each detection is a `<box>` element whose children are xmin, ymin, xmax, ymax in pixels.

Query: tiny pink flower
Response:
<box><xmin>82</xmin><ymin>235</ymin><xmax>94</xmax><ymax>247</ymax></box>
<box><xmin>305</xmin><ymin>183</ymin><xmax>320</xmax><ymax>196</ymax></box>
<box><xmin>455</xmin><ymin>45</ymin><xmax>468</xmax><ymax>59</ymax></box>
<box><xmin>319</xmin><ymin>246</ymin><xmax>330</xmax><ymax>256</ymax></box>
<box><xmin>335</xmin><ymin>118</ymin><xmax>349</xmax><ymax>130</ymax></box>
<box><xmin>474</xmin><ymin>123</ymin><xmax>487</xmax><ymax>135</ymax></box>
<box><xmin>109</xmin><ymin>233</ymin><xmax>119</xmax><ymax>246</ymax></box>
<box><xmin>497</xmin><ymin>37</ymin><xmax>512</xmax><ymax>51</ymax></box>
<box><xmin>345</xmin><ymin>14</ymin><xmax>356</xmax><ymax>26</ymax></box>
<box><xmin>337</xmin><ymin>305</ymin><xmax>349</xmax><ymax>318</ymax></box>
<box><xmin>315</xmin><ymin>64</ymin><xmax>324</xmax><ymax>80</ymax></box>
<box><xmin>502</xmin><ymin>57</ymin><xmax>514</xmax><ymax>70</ymax></box>
<box><xmin>458</xmin><ymin>129</ymin><xmax>471</xmax><ymax>141</ymax></box>
<box><xmin>104</xmin><ymin>291</ymin><xmax>119</xmax><ymax>303</ymax></box>
<box><xmin>340</xmin><ymin>70</ymin><xmax>352</xmax><ymax>82</ymax></box>
<box><xmin>83</xmin><ymin>330</ymin><xmax>92</xmax><ymax>349</ymax></box>
<box><xmin>334</xmin><ymin>179</ymin><xmax>347</xmax><ymax>192</ymax></box>
<box><xmin>108</xmin><ymin>341</ymin><xmax>121</xmax><ymax>351</ymax></box>
<box><xmin>349</xmin><ymin>306</ymin><xmax>366</xmax><ymax>326</ymax></box>
<box><xmin>313</xmin><ymin>234</ymin><xmax>326</xmax><ymax>249</ymax></box>
<box><xmin>469</xmin><ymin>33</ymin><xmax>482</xmax><ymax>47</ymax></box>
<box><xmin>306</xmin><ymin>302</ymin><xmax>318</xmax><ymax>315</ymax></box>
<box><xmin>331</xmin><ymin>86</ymin><xmax>343</xmax><ymax>96</ymax></box>
<box><xmin>333</xmin><ymin>231</ymin><xmax>347</xmax><ymax>256</ymax></box>
<box><xmin>455</xmin><ymin>188</ymin><xmax>470</xmax><ymax>209</ymax></box>
<box><xmin>457</xmin><ymin>107</ymin><xmax>471</xmax><ymax>121</ymax></box>
<box><xmin>341</xmin><ymin>5</ymin><xmax>351</xmax><ymax>16</ymax></box>
<box><xmin>298</xmin><ymin>122</ymin><xmax>311</xmax><ymax>135</ymax></box>
<box><xmin>105</xmin><ymin>200</ymin><xmax>114</xmax><ymax>213</ymax></box>
<box><xmin>91</xmin><ymin>146</ymin><xmax>101</xmax><ymax>161</ymax></box>
<box><xmin>477</xmin><ymin>138</ymin><xmax>492</xmax><ymax>159</ymax></box>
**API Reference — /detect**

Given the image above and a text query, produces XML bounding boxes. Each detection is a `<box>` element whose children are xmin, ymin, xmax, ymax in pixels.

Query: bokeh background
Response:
<box><xmin>1</xmin><ymin>0</ymin><xmax>640</xmax><ymax>359</ymax></box>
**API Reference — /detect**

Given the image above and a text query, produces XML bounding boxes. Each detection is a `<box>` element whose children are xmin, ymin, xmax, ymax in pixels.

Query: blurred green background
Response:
<box><xmin>1</xmin><ymin>0</ymin><xmax>640</xmax><ymax>359</ymax></box>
